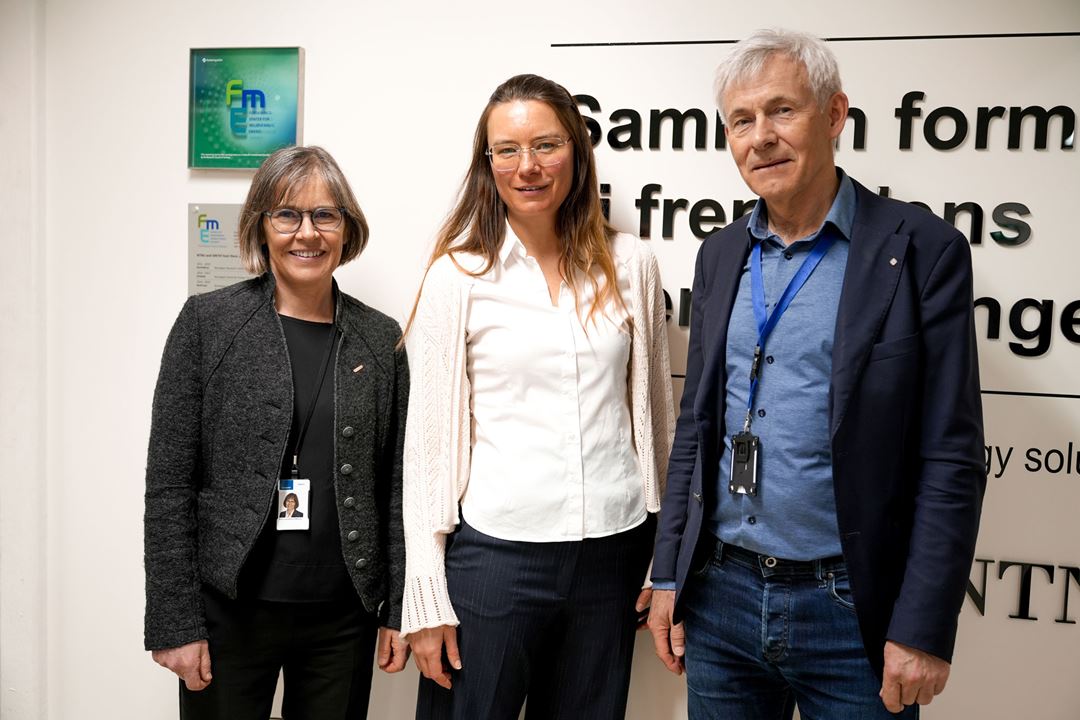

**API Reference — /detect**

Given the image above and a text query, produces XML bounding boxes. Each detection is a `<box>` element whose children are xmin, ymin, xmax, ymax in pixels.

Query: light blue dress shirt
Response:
<box><xmin>707</xmin><ymin>172</ymin><xmax>856</xmax><ymax>561</ymax></box>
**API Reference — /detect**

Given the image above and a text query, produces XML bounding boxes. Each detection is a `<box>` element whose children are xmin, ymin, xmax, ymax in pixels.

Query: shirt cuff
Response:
<box><xmin>651</xmin><ymin>580</ymin><xmax>676</xmax><ymax>591</ymax></box>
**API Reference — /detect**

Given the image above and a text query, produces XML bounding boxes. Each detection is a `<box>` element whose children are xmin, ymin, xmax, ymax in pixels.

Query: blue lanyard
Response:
<box><xmin>743</xmin><ymin>235</ymin><xmax>836</xmax><ymax>431</ymax></box>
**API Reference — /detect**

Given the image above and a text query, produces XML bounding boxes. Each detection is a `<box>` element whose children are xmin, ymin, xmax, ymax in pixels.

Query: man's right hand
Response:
<box><xmin>647</xmin><ymin>589</ymin><xmax>685</xmax><ymax>675</ymax></box>
<box><xmin>151</xmin><ymin>639</ymin><xmax>212</xmax><ymax>691</ymax></box>
<box><xmin>411</xmin><ymin>624</ymin><xmax>461</xmax><ymax>689</ymax></box>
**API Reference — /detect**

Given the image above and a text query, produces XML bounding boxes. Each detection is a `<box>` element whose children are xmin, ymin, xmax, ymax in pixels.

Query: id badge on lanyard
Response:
<box><xmin>730</xmin><ymin>236</ymin><xmax>834</xmax><ymax>496</ymax></box>
<box><xmin>276</xmin><ymin>477</ymin><xmax>311</xmax><ymax>530</ymax></box>
<box><xmin>277</xmin><ymin>320</ymin><xmax>336</xmax><ymax>531</ymax></box>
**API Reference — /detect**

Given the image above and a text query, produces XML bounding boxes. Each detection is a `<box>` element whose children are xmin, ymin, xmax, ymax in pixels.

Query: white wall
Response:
<box><xmin>1</xmin><ymin>0</ymin><xmax>1076</xmax><ymax>718</ymax></box>
<box><xmin>0</xmin><ymin>0</ymin><xmax>47</xmax><ymax>716</ymax></box>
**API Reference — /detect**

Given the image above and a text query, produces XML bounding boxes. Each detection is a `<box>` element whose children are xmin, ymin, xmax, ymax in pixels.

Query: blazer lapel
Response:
<box><xmin>696</xmin><ymin>234</ymin><xmax>750</xmax><ymax>426</ymax></box>
<box><xmin>830</xmin><ymin>184</ymin><xmax>910</xmax><ymax>437</ymax></box>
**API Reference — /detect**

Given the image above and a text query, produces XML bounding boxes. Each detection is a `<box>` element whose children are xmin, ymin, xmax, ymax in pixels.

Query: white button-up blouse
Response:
<box><xmin>463</xmin><ymin>227</ymin><xmax>644</xmax><ymax>541</ymax></box>
<box><xmin>400</xmin><ymin>227</ymin><xmax>675</xmax><ymax>637</ymax></box>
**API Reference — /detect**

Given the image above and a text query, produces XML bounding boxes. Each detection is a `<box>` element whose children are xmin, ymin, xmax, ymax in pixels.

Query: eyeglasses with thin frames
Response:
<box><xmin>486</xmin><ymin>137</ymin><xmax>572</xmax><ymax>172</ymax></box>
<box><xmin>263</xmin><ymin>207</ymin><xmax>345</xmax><ymax>234</ymax></box>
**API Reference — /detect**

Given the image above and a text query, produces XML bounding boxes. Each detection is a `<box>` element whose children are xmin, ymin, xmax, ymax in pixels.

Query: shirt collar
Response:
<box><xmin>497</xmin><ymin>221</ymin><xmax>527</xmax><ymax>267</ymax></box>
<box><xmin>746</xmin><ymin>168</ymin><xmax>856</xmax><ymax>247</ymax></box>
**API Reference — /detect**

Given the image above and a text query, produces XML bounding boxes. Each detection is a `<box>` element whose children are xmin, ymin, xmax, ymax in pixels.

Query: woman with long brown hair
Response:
<box><xmin>400</xmin><ymin>74</ymin><xmax>674</xmax><ymax>719</ymax></box>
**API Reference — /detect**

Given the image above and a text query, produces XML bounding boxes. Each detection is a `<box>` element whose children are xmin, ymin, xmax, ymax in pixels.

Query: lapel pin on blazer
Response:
<box><xmin>353</xmin><ymin>364</ymin><xmax>364</xmax><ymax>373</ymax></box>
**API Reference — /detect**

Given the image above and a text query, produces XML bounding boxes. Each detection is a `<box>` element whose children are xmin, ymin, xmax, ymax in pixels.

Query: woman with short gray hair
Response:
<box><xmin>144</xmin><ymin>145</ymin><xmax>409</xmax><ymax>719</ymax></box>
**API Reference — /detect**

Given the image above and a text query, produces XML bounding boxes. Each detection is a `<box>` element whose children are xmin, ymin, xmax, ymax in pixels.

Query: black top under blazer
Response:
<box><xmin>143</xmin><ymin>273</ymin><xmax>408</xmax><ymax>651</ymax></box>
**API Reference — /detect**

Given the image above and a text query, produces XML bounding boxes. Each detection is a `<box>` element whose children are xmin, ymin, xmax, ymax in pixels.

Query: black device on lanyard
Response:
<box><xmin>729</xmin><ymin>237</ymin><xmax>835</xmax><ymax>496</ymax></box>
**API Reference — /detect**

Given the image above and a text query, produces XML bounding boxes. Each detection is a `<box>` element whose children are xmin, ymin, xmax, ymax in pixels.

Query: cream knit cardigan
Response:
<box><xmin>400</xmin><ymin>233</ymin><xmax>675</xmax><ymax>638</ymax></box>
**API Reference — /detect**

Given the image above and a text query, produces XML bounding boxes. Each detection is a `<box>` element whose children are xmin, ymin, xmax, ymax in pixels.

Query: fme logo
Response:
<box><xmin>198</xmin><ymin>214</ymin><xmax>220</xmax><ymax>243</ymax></box>
<box><xmin>225</xmin><ymin>79</ymin><xmax>266</xmax><ymax>137</ymax></box>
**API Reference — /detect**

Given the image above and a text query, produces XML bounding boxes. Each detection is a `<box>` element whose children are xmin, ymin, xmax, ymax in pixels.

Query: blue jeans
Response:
<box><xmin>681</xmin><ymin>539</ymin><xmax>917</xmax><ymax>720</ymax></box>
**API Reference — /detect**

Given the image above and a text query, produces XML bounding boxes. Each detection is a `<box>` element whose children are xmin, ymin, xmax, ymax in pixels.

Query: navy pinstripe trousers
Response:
<box><xmin>416</xmin><ymin>515</ymin><xmax>655</xmax><ymax>720</ymax></box>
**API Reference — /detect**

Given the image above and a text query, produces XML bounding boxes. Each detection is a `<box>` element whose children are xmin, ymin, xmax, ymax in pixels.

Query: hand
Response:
<box><xmin>410</xmin><ymin>624</ymin><xmax>461</xmax><ymax>690</ymax></box>
<box><xmin>879</xmin><ymin>640</ymin><xmax>950</xmax><ymax>712</ymax></box>
<box><xmin>376</xmin><ymin>627</ymin><xmax>411</xmax><ymax>673</ymax></box>
<box><xmin>635</xmin><ymin>587</ymin><xmax>653</xmax><ymax>629</ymax></box>
<box><xmin>647</xmin><ymin>589</ymin><xmax>685</xmax><ymax>675</ymax></box>
<box><xmin>151</xmin><ymin>639</ymin><xmax>212</xmax><ymax>691</ymax></box>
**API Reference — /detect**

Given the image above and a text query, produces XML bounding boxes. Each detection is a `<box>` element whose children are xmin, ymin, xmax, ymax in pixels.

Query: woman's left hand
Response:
<box><xmin>376</xmin><ymin>627</ymin><xmax>411</xmax><ymax>673</ymax></box>
<box><xmin>635</xmin><ymin>587</ymin><xmax>653</xmax><ymax>629</ymax></box>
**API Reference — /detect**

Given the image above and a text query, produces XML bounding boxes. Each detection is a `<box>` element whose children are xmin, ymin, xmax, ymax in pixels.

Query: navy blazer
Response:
<box><xmin>653</xmin><ymin>179</ymin><xmax>986</xmax><ymax>678</ymax></box>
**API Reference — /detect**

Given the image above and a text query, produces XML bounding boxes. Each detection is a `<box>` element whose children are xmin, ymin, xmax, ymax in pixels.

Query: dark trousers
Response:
<box><xmin>416</xmin><ymin>515</ymin><xmax>655</xmax><ymax>720</ymax></box>
<box><xmin>180</xmin><ymin>587</ymin><xmax>379</xmax><ymax>720</ymax></box>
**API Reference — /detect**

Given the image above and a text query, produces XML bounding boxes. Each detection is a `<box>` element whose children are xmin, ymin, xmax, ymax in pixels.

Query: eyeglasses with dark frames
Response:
<box><xmin>263</xmin><ymin>207</ymin><xmax>345</xmax><ymax>234</ymax></box>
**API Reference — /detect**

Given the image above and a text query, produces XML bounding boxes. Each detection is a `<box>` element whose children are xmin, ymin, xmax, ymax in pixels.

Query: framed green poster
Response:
<box><xmin>188</xmin><ymin>47</ymin><xmax>304</xmax><ymax>169</ymax></box>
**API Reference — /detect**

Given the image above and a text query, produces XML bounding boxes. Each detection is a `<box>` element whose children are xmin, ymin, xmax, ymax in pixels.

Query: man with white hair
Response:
<box><xmin>648</xmin><ymin>28</ymin><xmax>985</xmax><ymax>718</ymax></box>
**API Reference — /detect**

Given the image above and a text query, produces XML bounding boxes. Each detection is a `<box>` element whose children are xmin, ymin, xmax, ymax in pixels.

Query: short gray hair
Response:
<box><xmin>237</xmin><ymin>145</ymin><xmax>369</xmax><ymax>275</ymax></box>
<box><xmin>714</xmin><ymin>29</ymin><xmax>842</xmax><ymax>123</ymax></box>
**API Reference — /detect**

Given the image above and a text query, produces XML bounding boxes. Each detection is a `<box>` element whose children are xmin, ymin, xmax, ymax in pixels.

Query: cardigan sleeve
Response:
<box><xmin>400</xmin><ymin>257</ymin><xmax>471</xmax><ymax>638</ymax></box>
<box><xmin>143</xmin><ymin>296</ymin><xmax>208</xmax><ymax>650</ymax></box>
<box><xmin>628</xmin><ymin>239</ymin><xmax>676</xmax><ymax>512</ymax></box>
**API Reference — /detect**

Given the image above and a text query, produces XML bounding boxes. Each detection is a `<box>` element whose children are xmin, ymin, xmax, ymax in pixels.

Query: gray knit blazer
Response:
<box><xmin>143</xmin><ymin>274</ymin><xmax>407</xmax><ymax>651</ymax></box>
